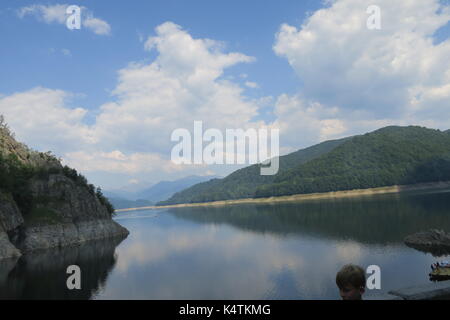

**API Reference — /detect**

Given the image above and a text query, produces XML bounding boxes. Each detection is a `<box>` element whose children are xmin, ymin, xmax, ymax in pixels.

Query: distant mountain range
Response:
<box><xmin>158</xmin><ymin>126</ymin><xmax>450</xmax><ymax>205</ymax></box>
<box><xmin>105</xmin><ymin>175</ymin><xmax>219</xmax><ymax>209</ymax></box>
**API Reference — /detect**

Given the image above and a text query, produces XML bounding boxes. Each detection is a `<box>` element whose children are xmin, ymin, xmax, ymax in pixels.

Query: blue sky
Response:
<box><xmin>1</xmin><ymin>0</ymin><xmax>450</xmax><ymax>191</ymax></box>
<box><xmin>0</xmin><ymin>0</ymin><xmax>325</xmax><ymax>121</ymax></box>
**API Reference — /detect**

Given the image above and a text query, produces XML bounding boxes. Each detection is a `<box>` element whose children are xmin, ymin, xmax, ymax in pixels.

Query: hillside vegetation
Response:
<box><xmin>0</xmin><ymin>116</ymin><xmax>114</xmax><ymax>218</ymax></box>
<box><xmin>158</xmin><ymin>137</ymin><xmax>348</xmax><ymax>205</ymax></box>
<box><xmin>159</xmin><ymin>126</ymin><xmax>450</xmax><ymax>205</ymax></box>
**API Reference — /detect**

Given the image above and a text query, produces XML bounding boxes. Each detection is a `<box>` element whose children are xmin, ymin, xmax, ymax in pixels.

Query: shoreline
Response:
<box><xmin>114</xmin><ymin>181</ymin><xmax>450</xmax><ymax>213</ymax></box>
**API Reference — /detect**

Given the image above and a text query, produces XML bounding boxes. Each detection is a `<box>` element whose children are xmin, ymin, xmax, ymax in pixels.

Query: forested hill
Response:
<box><xmin>255</xmin><ymin>126</ymin><xmax>450</xmax><ymax>197</ymax></box>
<box><xmin>158</xmin><ymin>126</ymin><xmax>450</xmax><ymax>205</ymax></box>
<box><xmin>157</xmin><ymin>137</ymin><xmax>349</xmax><ymax>205</ymax></box>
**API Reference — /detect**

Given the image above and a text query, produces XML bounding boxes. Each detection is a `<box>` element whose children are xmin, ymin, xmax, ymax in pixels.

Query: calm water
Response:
<box><xmin>1</xmin><ymin>189</ymin><xmax>450</xmax><ymax>300</ymax></box>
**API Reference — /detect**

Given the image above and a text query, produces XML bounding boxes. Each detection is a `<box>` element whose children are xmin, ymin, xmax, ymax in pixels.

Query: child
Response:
<box><xmin>336</xmin><ymin>264</ymin><xmax>366</xmax><ymax>300</ymax></box>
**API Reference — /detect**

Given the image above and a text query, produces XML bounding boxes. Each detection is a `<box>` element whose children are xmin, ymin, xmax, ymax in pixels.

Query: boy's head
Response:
<box><xmin>336</xmin><ymin>264</ymin><xmax>366</xmax><ymax>300</ymax></box>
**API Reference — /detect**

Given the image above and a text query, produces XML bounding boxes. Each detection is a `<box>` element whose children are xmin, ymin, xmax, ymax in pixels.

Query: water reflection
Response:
<box><xmin>166</xmin><ymin>190</ymin><xmax>450</xmax><ymax>245</ymax></box>
<box><xmin>95</xmin><ymin>191</ymin><xmax>450</xmax><ymax>299</ymax></box>
<box><xmin>2</xmin><ymin>190</ymin><xmax>450</xmax><ymax>299</ymax></box>
<box><xmin>0</xmin><ymin>236</ymin><xmax>126</xmax><ymax>300</ymax></box>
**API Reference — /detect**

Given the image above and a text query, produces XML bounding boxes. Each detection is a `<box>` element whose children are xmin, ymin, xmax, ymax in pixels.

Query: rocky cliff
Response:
<box><xmin>0</xmin><ymin>120</ymin><xmax>129</xmax><ymax>260</ymax></box>
<box><xmin>0</xmin><ymin>192</ymin><xmax>23</xmax><ymax>259</ymax></box>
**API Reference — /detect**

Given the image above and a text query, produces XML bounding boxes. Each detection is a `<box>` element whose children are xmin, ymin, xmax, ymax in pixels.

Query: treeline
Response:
<box><xmin>159</xmin><ymin>126</ymin><xmax>450</xmax><ymax>205</ymax></box>
<box><xmin>60</xmin><ymin>166</ymin><xmax>115</xmax><ymax>215</ymax></box>
<box><xmin>0</xmin><ymin>152</ymin><xmax>35</xmax><ymax>215</ymax></box>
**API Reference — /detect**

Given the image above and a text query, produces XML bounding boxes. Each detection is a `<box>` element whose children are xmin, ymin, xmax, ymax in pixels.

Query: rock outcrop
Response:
<box><xmin>0</xmin><ymin>191</ymin><xmax>23</xmax><ymax>259</ymax></box>
<box><xmin>0</xmin><ymin>121</ymin><xmax>129</xmax><ymax>260</ymax></box>
<box><xmin>404</xmin><ymin>229</ymin><xmax>450</xmax><ymax>256</ymax></box>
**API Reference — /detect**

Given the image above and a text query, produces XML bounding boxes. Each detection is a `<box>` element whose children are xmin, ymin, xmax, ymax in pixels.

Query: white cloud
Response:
<box><xmin>83</xmin><ymin>14</ymin><xmax>111</xmax><ymax>35</ymax></box>
<box><xmin>93</xmin><ymin>22</ymin><xmax>263</xmax><ymax>155</ymax></box>
<box><xmin>17</xmin><ymin>4</ymin><xmax>111</xmax><ymax>36</ymax></box>
<box><xmin>245</xmin><ymin>81</ymin><xmax>259</xmax><ymax>89</ymax></box>
<box><xmin>0</xmin><ymin>22</ymin><xmax>268</xmax><ymax>188</ymax></box>
<box><xmin>18</xmin><ymin>4</ymin><xmax>67</xmax><ymax>24</ymax></box>
<box><xmin>63</xmin><ymin>151</ymin><xmax>183</xmax><ymax>174</ymax></box>
<box><xmin>143</xmin><ymin>22</ymin><xmax>254</xmax><ymax>84</ymax></box>
<box><xmin>274</xmin><ymin>0</ymin><xmax>450</xmax><ymax>135</ymax></box>
<box><xmin>273</xmin><ymin>94</ymin><xmax>347</xmax><ymax>147</ymax></box>
<box><xmin>0</xmin><ymin>87</ymin><xmax>95</xmax><ymax>153</ymax></box>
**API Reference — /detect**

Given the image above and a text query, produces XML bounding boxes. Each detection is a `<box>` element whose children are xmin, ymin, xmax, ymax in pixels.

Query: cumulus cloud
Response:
<box><xmin>273</xmin><ymin>0</ymin><xmax>450</xmax><ymax>140</ymax></box>
<box><xmin>0</xmin><ymin>22</ymin><xmax>268</xmax><ymax>187</ymax></box>
<box><xmin>63</xmin><ymin>151</ymin><xmax>183</xmax><ymax>174</ymax></box>
<box><xmin>93</xmin><ymin>22</ymin><xmax>263</xmax><ymax>155</ymax></box>
<box><xmin>17</xmin><ymin>4</ymin><xmax>111</xmax><ymax>35</ymax></box>
<box><xmin>272</xmin><ymin>94</ymin><xmax>347</xmax><ymax>147</ymax></box>
<box><xmin>0</xmin><ymin>87</ymin><xmax>95</xmax><ymax>153</ymax></box>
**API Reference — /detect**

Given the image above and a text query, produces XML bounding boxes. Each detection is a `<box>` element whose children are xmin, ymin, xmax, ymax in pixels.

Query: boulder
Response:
<box><xmin>404</xmin><ymin>229</ymin><xmax>450</xmax><ymax>256</ymax></box>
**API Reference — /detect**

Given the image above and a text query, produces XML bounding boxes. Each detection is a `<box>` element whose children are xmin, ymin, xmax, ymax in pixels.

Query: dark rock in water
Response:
<box><xmin>404</xmin><ymin>229</ymin><xmax>450</xmax><ymax>256</ymax></box>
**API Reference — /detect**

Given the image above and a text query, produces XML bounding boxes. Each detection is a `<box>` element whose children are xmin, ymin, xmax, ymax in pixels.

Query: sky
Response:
<box><xmin>1</xmin><ymin>0</ymin><xmax>450</xmax><ymax>191</ymax></box>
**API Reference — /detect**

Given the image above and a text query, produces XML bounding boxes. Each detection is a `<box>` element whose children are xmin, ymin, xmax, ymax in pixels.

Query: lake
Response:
<box><xmin>1</xmin><ymin>189</ymin><xmax>450</xmax><ymax>299</ymax></box>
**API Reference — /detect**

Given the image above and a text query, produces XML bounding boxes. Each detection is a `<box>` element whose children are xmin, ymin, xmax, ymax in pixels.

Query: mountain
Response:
<box><xmin>107</xmin><ymin>197</ymin><xmax>153</xmax><ymax>210</ymax></box>
<box><xmin>103</xmin><ymin>190</ymin><xmax>154</xmax><ymax>209</ymax></box>
<box><xmin>104</xmin><ymin>189</ymin><xmax>140</xmax><ymax>201</ymax></box>
<box><xmin>256</xmin><ymin>126</ymin><xmax>450</xmax><ymax>197</ymax></box>
<box><xmin>135</xmin><ymin>175</ymin><xmax>220</xmax><ymax>202</ymax></box>
<box><xmin>158</xmin><ymin>126</ymin><xmax>450</xmax><ymax>205</ymax></box>
<box><xmin>0</xmin><ymin>118</ymin><xmax>128</xmax><ymax>260</ymax></box>
<box><xmin>157</xmin><ymin>136</ymin><xmax>349</xmax><ymax>205</ymax></box>
<box><xmin>106</xmin><ymin>175</ymin><xmax>220</xmax><ymax>208</ymax></box>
